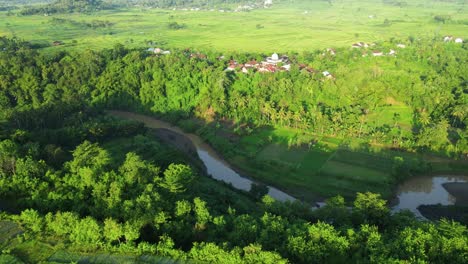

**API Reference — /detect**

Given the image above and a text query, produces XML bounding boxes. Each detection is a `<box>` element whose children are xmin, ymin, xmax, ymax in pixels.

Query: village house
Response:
<box><xmin>396</xmin><ymin>43</ymin><xmax>406</xmax><ymax>48</ymax></box>
<box><xmin>388</xmin><ymin>49</ymin><xmax>397</xmax><ymax>56</ymax></box>
<box><xmin>150</xmin><ymin>47</ymin><xmax>171</xmax><ymax>55</ymax></box>
<box><xmin>245</xmin><ymin>60</ymin><xmax>259</xmax><ymax>68</ymax></box>
<box><xmin>264</xmin><ymin>0</ymin><xmax>273</xmax><ymax>8</ymax></box>
<box><xmin>225</xmin><ymin>60</ymin><xmax>238</xmax><ymax>71</ymax></box>
<box><xmin>265</xmin><ymin>53</ymin><xmax>282</xmax><ymax>64</ymax></box>
<box><xmin>455</xmin><ymin>38</ymin><xmax>463</xmax><ymax>43</ymax></box>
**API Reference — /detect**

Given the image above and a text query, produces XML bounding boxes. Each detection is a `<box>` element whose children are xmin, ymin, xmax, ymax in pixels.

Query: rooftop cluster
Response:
<box><xmin>225</xmin><ymin>53</ymin><xmax>291</xmax><ymax>73</ymax></box>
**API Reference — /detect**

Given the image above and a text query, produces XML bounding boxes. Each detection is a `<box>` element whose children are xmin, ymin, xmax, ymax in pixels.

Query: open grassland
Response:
<box><xmin>0</xmin><ymin>0</ymin><xmax>467</xmax><ymax>52</ymax></box>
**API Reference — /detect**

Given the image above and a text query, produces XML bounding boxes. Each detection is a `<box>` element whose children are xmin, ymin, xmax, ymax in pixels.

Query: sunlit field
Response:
<box><xmin>1</xmin><ymin>0</ymin><xmax>466</xmax><ymax>52</ymax></box>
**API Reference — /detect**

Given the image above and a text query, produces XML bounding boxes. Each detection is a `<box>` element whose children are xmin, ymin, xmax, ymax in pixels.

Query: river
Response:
<box><xmin>392</xmin><ymin>175</ymin><xmax>468</xmax><ymax>217</ymax></box>
<box><xmin>108</xmin><ymin>110</ymin><xmax>468</xmax><ymax>214</ymax></box>
<box><xmin>108</xmin><ymin>110</ymin><xmax>297</xmax><ymax>203</ymax></box>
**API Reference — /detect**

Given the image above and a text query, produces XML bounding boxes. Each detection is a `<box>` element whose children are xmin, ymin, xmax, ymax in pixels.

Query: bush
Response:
<box><xmin>434</xmin><ymin>15</ymin><xmax>451</xmax><ymax>24</ymax></box>
<box><xmin>167</xmin><ymin>22</ymin><xmax>186</xmax><ymax>30</ymax></box>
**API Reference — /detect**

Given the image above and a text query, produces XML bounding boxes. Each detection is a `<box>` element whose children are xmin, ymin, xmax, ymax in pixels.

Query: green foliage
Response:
<box><xmin>69</xmin><ymin>216</ymin><xmax>102</xmax><ymax>248</ymax></box>
<box><xmin>20</xmin><ymin>0</ymin><xmax>104</xmax><ymax>15</ymax></box>
<box><xmin>45</xmin><ymin>211</ymin><xmax>79</xmax><ymax>237</ymax></box>
<box><xmin>287</xmin><ymin>221</ymin><xmax>349</xmax><ymax>263</ymax></box>
<box><xmin>19</xmin><ymin>209</ymin><xmax>43</xmax><ymax>234</ymax></box>
<box><xmin>353</xmin><ymin>192</ymin><xmax>390</xmax><ymax>226</ymax></box>
<box><xmin>160</xmin><ymin>164</ymin><xmax>194</xmax><ymax>193</ymax></box>
<box><xmin>103</xmin><ymin>218</ymin><xmax>123</xmax><ymax>244</ymax></box>
<box><xmin>0</xmin><ymin>36</ymin><xmax>467</xmax><ymax>263</ymax></box>
<box><xmin>167</xmin><ymin>22</ymin><xmax>186</xmax><ymax>30</ymax></box>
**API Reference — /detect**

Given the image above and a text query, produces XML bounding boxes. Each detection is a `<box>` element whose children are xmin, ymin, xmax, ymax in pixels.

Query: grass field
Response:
<box><xmin>0</xmin><ymin>0</ymin><xmax>466</xmax><ymax>52</ymax></box>
<box><xmin>232</xmin><ymin>138</ymin><xmax>395</xmax><ymax>201</ymax></box>
<box><xmin>219</xmin><ymin>120</ymin><xmax>468</xmax><ymax>203</ymax></box>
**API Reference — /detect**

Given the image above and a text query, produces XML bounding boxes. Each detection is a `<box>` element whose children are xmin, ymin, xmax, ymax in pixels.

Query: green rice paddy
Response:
<box><xmin>1</xmin><ymin>0</ymin><xmax>466</xmax><ymax>53</ymax></box>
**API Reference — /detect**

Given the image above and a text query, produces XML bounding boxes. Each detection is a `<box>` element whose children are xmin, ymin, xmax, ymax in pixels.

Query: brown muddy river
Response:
<box><xmin>108</xmin><ymin>110</ymin><xmax>468</xmax><ymax>214</ymax></box>
<box><xmin>108</xmin><ymin>110</ymin><xmax>297</xmax><ymax>202</ymax></box>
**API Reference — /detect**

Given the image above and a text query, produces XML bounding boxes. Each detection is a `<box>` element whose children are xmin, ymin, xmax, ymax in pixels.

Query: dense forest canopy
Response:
<box><xmin>19</xmin><ymin>0</ymin><xmax>106</xmax><ymax>15</ymax></box>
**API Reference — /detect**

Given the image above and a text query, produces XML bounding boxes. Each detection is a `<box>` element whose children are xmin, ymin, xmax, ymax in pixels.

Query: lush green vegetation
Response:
<box><xmin>0</xmin><ymin>0</ymin><xmax>467</xmax><ymax>261</ymax></box>
<box><xmin>19</xmin><ymin>0</ymin><xmax>107</xmax><ymax>15</ymax></box>
<box><xmin>0</xmin><ymin>31</ymin><xmax>466</xmax><ymax>202</ymax></box>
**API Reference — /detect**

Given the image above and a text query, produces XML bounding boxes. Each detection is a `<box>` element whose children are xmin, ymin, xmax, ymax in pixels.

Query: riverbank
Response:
<box><xmin>108</xmin><ymin>110</ymin><xmax>299</xmax><ymax>203</ymax></box>
<box><xmin>418</xmin><ymin>205</ymin><xmax>468</xmax><ymax>225</ymax></box>
<box><xmin>443</xmin><ymin>182</ymin><xmax>468</xmax><ymax>205</ymax></box>
<box><xmin>147</xmin><ymin>128</ymin><xmax>207</xmax><ymax>174</ymax></box>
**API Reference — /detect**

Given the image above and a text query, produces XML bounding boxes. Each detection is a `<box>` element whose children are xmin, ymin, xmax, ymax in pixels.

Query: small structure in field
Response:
<box><xmin>352</xmin><ymin>42</ymin><xmax>369</xmax><ymax>48</ymax></box>
<box><xmin>455</xmin><ymin>38</ymin><xmax>463</xmax><ymax>43</ymax></box>
<box><xmin>443</xmin><ymin>36</ymin><xmax>453</xmax><ymax>42</ymax></box>
<box><xmin>52</xmin><ymin>41</ymin><xmax>63</xmax><ymax>46</ymax></box>
<box><xmin>372</xmin><ymin>50</ymin><xmax>384</xmax><ymax>56</ymax></box>
<box><xmin>190</xmin><ymin>53</ymin><xmax>207</xmax><ymax>59</ymax></box>
<box><xmin>322</xmin><ymin>71</ymin><xmax>334</xmax><ymax>80</ymax></box>
<box><xmin>326</xmin><ymin>48</ymin><xmax>336</xmax><ymax>56</ymax></box>
<box><xmin>389</xmin><ymin>49</ymin><xmax>397</xmax><ymax>56</ymax></box>
<box><xmin>149</xmin><ymin>47</ymin><xmax>171</xmax><ymax>55</ymax></box>
<box><xmin>281</xmin><ymin>64</ymin><xmax>291</xmax><ymax>71</ymax></box>
<box><xmin>396</xmin><ymin>43</ymin><xmax>406</xmax><ymax>48</ymax></box>
<box><xmin>264</xmin><ymin>0</ymin><xmax>273</xmax><ymax>8</ymax></box>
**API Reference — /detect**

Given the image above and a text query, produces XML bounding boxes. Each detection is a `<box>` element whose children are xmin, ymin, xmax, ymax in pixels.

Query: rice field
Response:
<box><xmin>0</xmin><ymin>0</ymin><xmax>466</xmax><ymax>53</ymax></box>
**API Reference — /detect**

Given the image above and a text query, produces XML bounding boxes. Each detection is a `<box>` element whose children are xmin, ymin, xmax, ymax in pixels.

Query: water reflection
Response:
<box><xmin>393</xmin><ymin>175</ymin><xmax>468</xmax><ymax>217</ymax></box>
